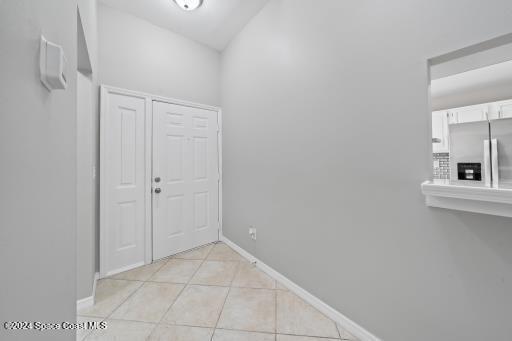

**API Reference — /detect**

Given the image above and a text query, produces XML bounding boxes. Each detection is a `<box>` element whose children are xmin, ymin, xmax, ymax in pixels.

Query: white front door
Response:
<box><xmin>152</xmin><ymin>101</ymin><xmax>219</xmax><ymax>260</ymax></box>
<box><xmin>102</xmin><ymin>92</ymin><xmax>147</xmax><ymax>276</ymax></box>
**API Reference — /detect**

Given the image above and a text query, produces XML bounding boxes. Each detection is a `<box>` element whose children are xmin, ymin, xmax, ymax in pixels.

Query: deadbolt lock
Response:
<box><xmin>154</xmin><ymin>188</ymin><xmax>162</xmax><ymax>194</ymax></box>
<box><xmin>154</xmin><ymin>177</ymin><xmax>161</xmax><ymax>183</ymax></box>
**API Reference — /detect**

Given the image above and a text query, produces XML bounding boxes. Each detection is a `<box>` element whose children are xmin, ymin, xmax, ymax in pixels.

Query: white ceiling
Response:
<box><xmin>100</xmin><ymin>0</ymin><xmax>269</xmax><ymax>51</ymax></box>
<box><xmin>431</xmin><ymin>60</ymin><xmax>512</xmax><ymax>110</ymax></box>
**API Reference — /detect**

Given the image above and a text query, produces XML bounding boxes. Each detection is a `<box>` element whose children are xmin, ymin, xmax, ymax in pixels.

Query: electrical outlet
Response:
<box><xmin>249</xmin><ymin>226</ymin><xmax>257</xmax><ymax>240</ymax></box>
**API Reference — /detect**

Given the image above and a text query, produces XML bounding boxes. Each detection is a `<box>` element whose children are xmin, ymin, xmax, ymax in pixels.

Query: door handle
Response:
<box><xmin>491</xmin><ymin>139</ymin><xmax>499</xmax><ymax>188</ymax></box>
<box><xmin>154</xmin><ymin>188</ymin><xmax>162</xmax><ymax>194</ymax></box>
<box><xmin>154</xmin><ymin>177</ymin><xmax>161</xmax><ymax>183</ymax></box>
<box><xmin>484</xmin><ymin>139</ymin><xmax>491</xmax><ymax>187</ymax></box>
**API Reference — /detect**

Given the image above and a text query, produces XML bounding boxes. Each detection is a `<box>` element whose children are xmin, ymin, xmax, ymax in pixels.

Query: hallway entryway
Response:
<box><xmin>77</xmin><ymin>242</ymin><xmax>358</xmax><ymax>341</ymax></box>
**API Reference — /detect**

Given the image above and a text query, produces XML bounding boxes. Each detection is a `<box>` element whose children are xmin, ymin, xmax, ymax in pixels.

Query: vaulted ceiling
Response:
<box><xmin>100</xmin><ymin>0</ymin><xmax>270</xmax><ymax>51</ymax></box>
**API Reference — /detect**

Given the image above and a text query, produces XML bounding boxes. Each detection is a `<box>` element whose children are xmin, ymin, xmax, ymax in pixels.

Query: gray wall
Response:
<box><xmin>98</xmin><ymin>4</ymin><xmax>221</xmax><ymax>106</ymax></box>
<box><xmin>0</xmin><ymin>0</ymin><xmax>78</xmax><ymax>340</ymax></box>
<box><xmin>77</xmin><ymin>0</ymin><xmax>100</xmax><ymax>301</ymax></box>
<box><xmin>220</xmin><ymin>1</ymin><xmax>512</xmax><ymax>340</ymax></box>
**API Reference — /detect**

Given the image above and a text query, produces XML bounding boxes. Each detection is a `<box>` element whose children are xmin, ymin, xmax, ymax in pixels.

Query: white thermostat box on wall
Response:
<box><xmin>40</xmin><ymin>35</ymin><xmax>67</xmax><ymax>90</ymax></box>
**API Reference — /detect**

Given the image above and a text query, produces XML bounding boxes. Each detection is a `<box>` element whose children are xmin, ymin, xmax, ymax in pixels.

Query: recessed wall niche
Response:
<box><xmin>428</xmin><ymin>33</ymin><xmax>512</xmax><ymax>185</ymax></box>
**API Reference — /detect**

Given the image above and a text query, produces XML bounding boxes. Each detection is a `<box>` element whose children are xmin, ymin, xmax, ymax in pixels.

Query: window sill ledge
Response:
<box><xmin>421</xmin><ymin>180</ymin><xmax>512</xmax><ymax>218</ymax></box>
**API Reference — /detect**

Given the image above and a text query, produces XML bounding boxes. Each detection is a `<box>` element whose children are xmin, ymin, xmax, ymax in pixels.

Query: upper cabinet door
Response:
<box><xmin>432</xmin><ymin>111</ymin><xmax>450</xmax><ymax>153</ymax></box>
<box><xmin>496</xmin><ymin>100</ymin><xmax>512</xmax><ymax>118</ymax></box>
<box><xmin>452</xmin><ymin>104</ymin><xmax>488</xmax><ymax>123</ymax></box>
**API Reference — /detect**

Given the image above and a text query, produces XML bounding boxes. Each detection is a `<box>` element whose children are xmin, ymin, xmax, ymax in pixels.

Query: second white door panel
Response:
<box><xmin>152</xmin><ymin>101</ymin><xmax>219</xmax><ymax>260</ymax></box>
<box><xmin>104</xmin><ymin>93</ymin><xmax>147</xmax><ymax>275</ymax></box>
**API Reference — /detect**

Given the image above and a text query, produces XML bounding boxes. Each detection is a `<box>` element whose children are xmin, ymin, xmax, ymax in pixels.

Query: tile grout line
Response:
<box><xmin>275</xmin><ymin>278</ymin><xmax>278</xmax><ymax>339</ymax></box>
<box><xmin>84</xmin><ymin>242</ymin><xmax>345</xmax><ymax>340</ymax></box>
<box><xmin>100</xmin><ymin>255</ymin><xmax>176</xmax><ymax>323</ymax></box>
<box><xmin>148</xmin><ymin>243</ymin><xmax>217</xmax><ymax>339</ymax></box>
<box><xmin>81</xmin><ymin>254</ymin><xmax>173</xmax><ymax>323</ymax></box>
<box><xmin>219</xmin><ymin>245</ymin><xmax>343</xmax><ymax>341</ymax></box>
<box><xmin>83</xmin><ymin>244</ymin><xmax>215</xmax><ymax>340</ymax></box>
<box><xmin>336</xmin><ymin>319</ymin><xmax>343</xmax><ymax>340</ymax></box>
<box><xmin>107</xmin><ymin>243</ymin><xmax>271</xmax><ymax>339</ymax></box>
<box><xmin>209</xmin><ymin>248</ymin><xmax>244</xmax><ymax>341</ymax></box>
<box><xmin>76</xmin><ymin>316</ymin><xmax>106</xmax><ymax>341</ymax></box>
<box><xmin>271</xmin><ymin>262</ymin><xmax>278</xmax><ymax>339</ymax></box>
<box><xmin>107</xmin><ymin>263</ymin><xmax>167</xmax><ymax>283</ymax></box>
<box><xmin>207</xmin><ymin>326</ymin><xmax>342</xmax><ymax>340</ymax></box>
<box><xmin>81</xmin><ymin>280</ymin><xmax>148</xmax><ymax>339</ymax></box>
<box><xmin>98</xmin><ymin>257</ymin><xmax>176</xmax><ymax>332</ymax></box>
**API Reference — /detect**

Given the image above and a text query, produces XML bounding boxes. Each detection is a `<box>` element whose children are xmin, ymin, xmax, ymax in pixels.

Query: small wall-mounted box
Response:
<box><xmin>40</xmin><ymin>35</ymin><xmax>67</xmax><ymax>91</ymax></box>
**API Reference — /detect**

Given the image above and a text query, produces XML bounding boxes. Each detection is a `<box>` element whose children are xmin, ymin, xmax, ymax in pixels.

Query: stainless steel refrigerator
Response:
<box><xmin>449</xmin><ymin>117</ymin><xmax>512</xmax><ymax>188</ymax></box>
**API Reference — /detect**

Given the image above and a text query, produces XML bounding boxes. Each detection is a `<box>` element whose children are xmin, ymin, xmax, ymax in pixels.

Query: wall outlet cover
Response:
<box><xmin>249</xmin><ymin>227</ymin><xmax>257</xmax><ymax>240</ymax></box>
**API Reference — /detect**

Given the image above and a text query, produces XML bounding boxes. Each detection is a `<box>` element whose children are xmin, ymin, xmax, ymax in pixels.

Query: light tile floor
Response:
<box><xmin>77</xmin><ymin>242</ymin><xmax>359</xmax><ymax>341</ymax></box>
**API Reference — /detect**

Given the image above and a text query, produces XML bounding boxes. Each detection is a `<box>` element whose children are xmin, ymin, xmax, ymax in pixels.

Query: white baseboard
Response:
<box><xmin>221</xmin><ymin>235</ymin><xmax>381</xmax><ymax>341</ymax></box>
<box><xmin>76</xmin><ymin>272</ymin><xmax>99</xmax><ymax>311</ymax></box>
<box><xmin>101</xmin><ymin>261</ymin><xmax>145</xmax><ymax>279</ymax></box>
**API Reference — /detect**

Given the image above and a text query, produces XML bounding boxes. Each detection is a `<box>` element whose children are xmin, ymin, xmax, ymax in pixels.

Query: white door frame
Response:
<box><xmin>100</xmin><ymin>85</ymin><xmax>222</xmax><ymax>278</ymax></box>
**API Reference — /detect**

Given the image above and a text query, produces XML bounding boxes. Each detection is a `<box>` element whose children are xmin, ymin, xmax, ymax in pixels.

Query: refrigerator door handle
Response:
<box><xmin>491</xmin><ymin>139</ymin><xmax>499</xmax><ymax>188</ymax></box>
<box><xmin>484</xmin><ymin>139</ymin><xmax>491</xmax><ymax>187</ymax></box>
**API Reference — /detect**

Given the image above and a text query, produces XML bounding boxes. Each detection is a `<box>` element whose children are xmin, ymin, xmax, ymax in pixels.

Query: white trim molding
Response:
<box><xmin>220</xmin><ymin>235</ymin><xmax>381</xmax><ymax>341</ymax></box>
<box><xmin>217</xmin><ymin>109</ymin><xmax>223</xmax><ymax>239</ymax></box>
<box><xmin>76</xmin><ymin>272</ymin><xmax>99</xmax><ymax>311</ymax></box>
<box><xmin>421</xmin><ymin>180</ymin><xmax>512</xmax><ymax>217</ymax></box>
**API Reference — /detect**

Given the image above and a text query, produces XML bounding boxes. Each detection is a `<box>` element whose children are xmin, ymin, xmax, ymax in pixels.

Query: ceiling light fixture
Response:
<box><xmin>173</xmin><ymin>0</ymin><xmax>203</xmax><ymax>11</ymax></box>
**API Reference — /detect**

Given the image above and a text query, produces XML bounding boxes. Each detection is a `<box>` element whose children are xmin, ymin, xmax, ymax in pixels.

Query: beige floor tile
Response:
<box><xmin>110</xmin><ymin>261</ymin><xmax>166</xmax><ymax>281</ymax></box>
<box><xmin>85</xmin><ymin>319</ymin><xmax>155</xmax><ymax>341</ymax></box>
<box><xmin>148</xmin><ymin>325</ymin><xmax>213</xmax><ymax>341</ymax></box>
<box><xmin>276</xmin><ymin>335</ymin><xmax>339</xmax><ymax>341</ymax></box>
<box><xmin>276</xmin><ymin>282</ymin><xmax>288</xmax><ymax>291</ymax></box>
<box><xmin>110</xmin><ymin>282</ymin><xmax>184</xmax><ymax>323</ymax></box>
<box><xmin>149</xmin><ymin>259</ymin><xmax>202</xmax><ymax>283</ymax></box>
<box><xmin>207</xmin><ymin>243</ymin><xmax>244</xmax><ymax>261</ymax></box>
<box><xmin>213</xmin><ymin>329</ymin><xmax>276</xmax><ymax>341</ymax></box>
<box><xmin>162</xmin><ymin>285</ymin><xmax>229</xmax><ymax>327</ymax></box>
<box><xmin>190</xmin><ymin>261</ymin><xmax>239</xmax><ymax>286</ymax></box>
<box><xmin>174</xmin><ymin>244</ymin><xmax>214</xmax><ymax>260</ymax></box>
<box><xmin>76</xmin><ymin>316</ymin><xmax>104</xmax><ymax>341</ymax></box>
<box><xmin>217</xmin><ymin>287</ymin><xmax>276</xmax><ymax>333</ymax></box>
<box><xmin>232</xmin><ymin>263</ymin><xmax>276</xmax><ymax>289</ymax></box>
<box><xmin>337</xmin><ymin>324</ymin><xmax>359</xmax><ymax>340</ymax></box>
<box><xmin>276</xmin><ymin>291</ymin><xmax>338</xmax><ymax>338</ymax></box>
<box><xmin>78</xmin><ymin>279</ymin><xmax>143</xmax><ymax>318</ymax></box>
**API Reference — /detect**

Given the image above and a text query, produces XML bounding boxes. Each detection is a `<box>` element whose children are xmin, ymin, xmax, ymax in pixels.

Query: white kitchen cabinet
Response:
<box><xmin>432</xmin><ymin>110</ymin><xmax>450</xmax><ymax>153</ymax></box>
<box><xmin>451</xmin><ymin>104</ymin><xmax>488</xmax><ymax>123</ymax></box>
<box><xmin>496</xmin><ymin>100</ymin><xmax>512</xmax><ymax>118</ymax></box>
<box><xmin>432</xmin><ymin>99</ymin><xmax>512</xmax><ymax>154</ymax></box>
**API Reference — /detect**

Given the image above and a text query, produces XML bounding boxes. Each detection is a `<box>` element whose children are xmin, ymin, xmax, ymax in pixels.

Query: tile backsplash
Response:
<box><xmin>433</xmin><ymin>153</ymin><xmax>450</xmax><ymax>179</ymax></box>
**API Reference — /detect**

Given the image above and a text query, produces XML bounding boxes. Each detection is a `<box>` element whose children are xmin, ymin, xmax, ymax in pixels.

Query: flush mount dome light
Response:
<box><xmin>173</xmin><ymin>0</ymin><xmax>203</xmax><ymax>11</ymax></box>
